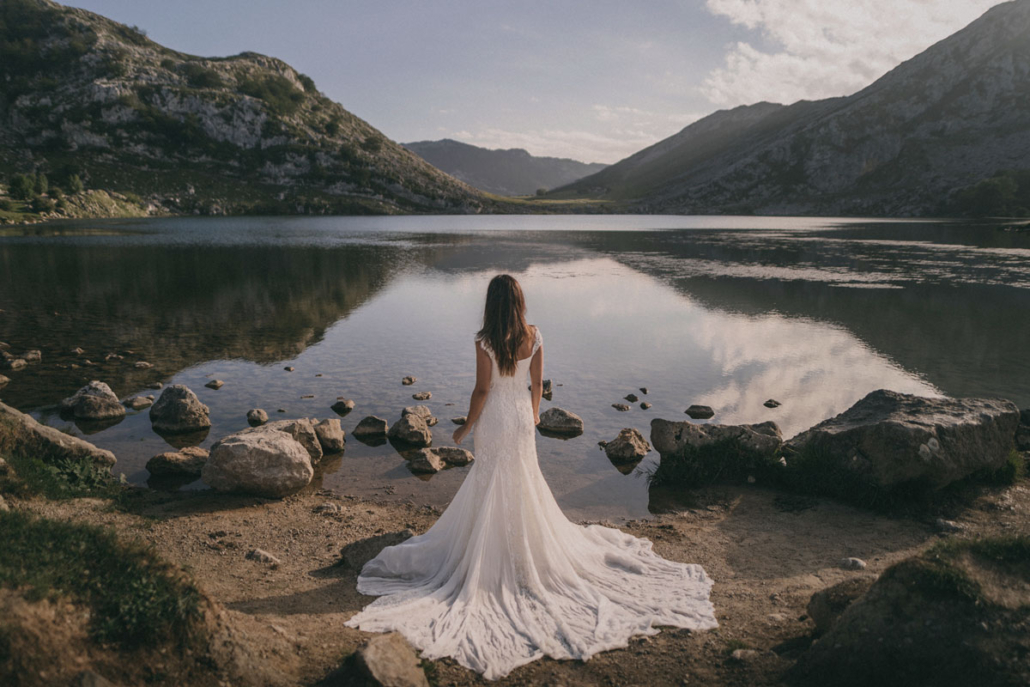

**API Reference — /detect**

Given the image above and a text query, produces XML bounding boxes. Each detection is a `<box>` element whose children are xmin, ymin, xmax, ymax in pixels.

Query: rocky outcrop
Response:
<box><xmin>353</xmin><ymin>416</ymin><xmax>388</xmax><ymax>437</ymax></box>
<box><xmin>202</xmin><ymin>431</ymin><xmax>313</xmax><ymax>497</ymax></box>
<box><xmin>238</xmin><ymin>419</ymin><xmax>323</xmax><ymax>465</ymax></box>
<box><xmin>146</xmin><ymin>446</ymin><xmax>208</xmax><ymax>477</ymax></box>
<box><xmin>59</xmin><ymin>381</ymin><xmax>126</xmax><ymax>421</ymax></box>
<box><xmin>537</xmin><ymin>408</ymin><xmax>584</xmax><ymax>436</ymax></box>
<box><xmin>604</xmin><ymin>428</ymin><xmax>651</xmax><ymax>464</ymax></box>
<box><xmin>314</xmin><ymin>418</ymin><xmax>345</xmax><ymax>453</ymax></box>
<box><xmin>149</xmin><ymin>385</ymin><xmax>211</xmax><ymax>434</ymax></box>
<box><xmin>651</xmin><ymin>418</ymin><xmax>783</xmax><ymax>458</ymax></box>
<box><xmin>786</xmin><ymin>390</ymin><xmax>1019</xmax><ymax>492</ymax></box>
<box><xmin>0</xmin><ymin>401</ymin><xmax>116</xmax><ymax>467</ymax></box>
<box><xmin>354</xmin><ymin>632</ymin><xmax>429</xmax><ymax>687</ymax></box>
<box><xmin>388</xmin><ymin>415</ymin><xmax>432</xmax><ymax>447</ymax></box>
<box><xmin>807</xmin><ymin>579</ymin><xmax>874</xmax><ymax>635</ymax></box>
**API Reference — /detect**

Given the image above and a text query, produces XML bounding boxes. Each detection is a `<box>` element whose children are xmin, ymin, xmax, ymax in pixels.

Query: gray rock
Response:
<box><xmin>239</xmin><ymin>419</ymin><xmax>323</xmax><ymax>465</ymax></box>
<box><xmin>0</xmin><ymin>494</ymin><xmax>8</xmax><ymax>512</ymax></box>
<box><xmin>640</xmin><ymin>387</ymin><xmax>649</xmax><ymax>394</ymax></box>
<box><xmin>807</xmin><ymin>579</ymin><xmax>874</xmax><ymax>634</ymax></box>
<box><xmin>412</xmin><ymin>391</ymin><xmax>432</xmax><ymax>401</ymax></box>
<box><xmin>604</xmin><ymin>428</ymin><xmax>651</xmax><ymax>464</ymax></box>
<box><xmin>354</xmin><ymin>416</ymin><xmax>389</xmax><ymax>437</ymax></box>
<box><xmin>246</xmin><ymin>549</ymin><xmax>282</xmax><ymax>566</ymax></box>
<box><xmin>388</xmin><ymin>414</ymin><xmax>432</xmax><ymax>446</ymax></box>
<box><xmin>70</xmin><ymin>347</ymin><xmax>84</xmax><ymax>355</ymax></box>
<box><xmin>22</xmin><ymin>350</ymin><xmax>41</xmax><ymax>363</ymax></box>
<box><xmin>537</xmin><ymin>407</ymin><xmax>585</xmax><ymax>436</ymax></box>
<box><xmin>432</xmin><ymin>446</ymin><xmax>474</xmax><ymax>466</ymax></box>
<box><xmin>640</xmin><ymin>402</ymin><xmax>652</xmax><ymax>410</ymax></box>
<box><xmin>686</xmin><ymin>404</ymin><xmax>715</xmax><ymax>419</ymax></box>
<box><xmin>147</xmin><ymin>382</ymin><xmax>163</xmax><ymax>389</ymax></box>
<box><xmin>203</xmin><ymin>431</ymin><xmax>313</xmax><ymax>498</ymax></box>
<box><xmin>247</xmin><ymin>408</ymin><xmax>269</xmax><ymax>426</ymax></box>
<box><xmin>451</xmin><ymin>416</ymin><xmax>467</xmax><ymax>425</ymax></box>
<box><xmin>2</xmin><ymin>358</ymin><xmax>26</xmax><ymax>371</ymax></box>
<box><xmin>0</xmin><ymin>401</ymin><xmax>116</xmax><ymax>467</ymax></box>
<box><xmin>787</xmin><ymin>390</ymin><xmax>1020</xmax><ymax>491</ymax></box>
<box><xmin>124</xmin><ymin>396</ymin><xmax>153</xmax><ymax>411</ymax></box>
<box><xmin>355</xmin><ymin>632</ymin><xmax>430</xmax><ymax>687</ymax></box>
<box><xmin>60</xmin><ymin>381</ymin><xmax>126</xmax><ymax>421</ymax></box>
<box><xmin>315</xmin><ymin>418</ymin><xmax>345</xmax><ymax>453</ymax></box>
<box><xmin>149</xmin><ymin>385</ymin><xmax>211</xmax><ymax>434</ymax></box>
<box><xmin>284</xmin><ymin>366</ymin><xmax>295</xmax><ymax>372</ymax></box>
<box><xmin>935</xmin><ymin>518</ymin><xmax>965</xmax><ymax>533</ymax></box>
<box><xmin>0</xmin><ymin>374</ymin><xmax>8</xmax><ymax>388</ymax></box>
<box><xmin>133</xmin><ymin>360</ymin><xmax>153</xmax><ymax>369</ymax></box>
<box><xmin>409</xmin><ymin>448</ymin><xmax>445</xmax><ymax>474</ymax></box>
<box><xmin>402</xmin><ymin>405</ymin><xmax>437</xmax><ymax>426</ymax></box>
<box><xmin>331</xmin><ymin>398</ymin><xmax>355</xmax><ymax>415</ymax></box>
<box><xmin>839</xmin><ymin>557</ymin><xmax>867</xmax><ymax>571</ymax></box>
<box><xmin>146</xmin><ymin>446</ymin><xmax>208</xmax><ymax>477</ymax></box>
<box><xmin>730</xmin><ymin>649</ymin><xmax>760</xmax><ymax>662</ymax></box>
<box><xmin>1016</xmin><ymin>408</ymin><xmax>1030</xmax><ymax>451</ymax></box>
<box><xmin>612</xmin><ymin>403</ymin><xmax>631</xmax><ymax>412</ymax></box>
<box><xmin>624</xmin><ymin>393</ymin><xmax>639</xmax><ymax>403</ymax></box>
<box><xmin>204</xmin><ymin>379</ymin><xmax>224</xmax><ymax>390</ymax></box>
<box><xmin>651</xmin><ymin>418</ymin><xmax>784</xmax><ymax>458</ymax></box>
<box><xmin>764</xmin><ymin>399</ymin><xmax>782</xmax><ymax>408</ymax></box>
<box><xmin>401</xmin><ymin>376</ymin><xmax>417</xmax><ymax>385</ymax></box>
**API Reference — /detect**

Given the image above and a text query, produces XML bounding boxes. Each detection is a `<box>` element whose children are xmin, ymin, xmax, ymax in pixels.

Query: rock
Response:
<box><xmin>315</xmin><ymin>418</ymin><xmax>345</xmax><ymax>453</ymax></box>
<box><xmin>935</xmin><ymin>518</ymin><xmax>965</xmax><ymax>533</ymax></box>
<box><xmin>1016</xmin><ymin>408</ymin><xmax>1030</xmax><ymax>451</ymax></box>
<box><xmin>537</xmin><ymin>407</ymin><xmax>585</xmax><ymax>436</ymax></box>
<box><xmin>412</xmin><ymin>391</ymin><xmax>432</xmax><ymax>401</ymax></box>
<box><xmin>331</xmin><ymin>398</ymin><xmax>355</xmax><ymax>415</ymax></box>
<box><xmin>401</xmin><ymin>376</ymin><xmax>417</xmax><ymax>385</ymax></box>
<box><xmin>604</xmin><ymin>428</ymin><xmax>651</xmax><ymax>464</ymax></box>
<box><xmin>402</xmin><ymin>405</ymin><xmax>437</xmax><ymax>426</ymax></box>
<box><xmin>314</xmin><ymin>501</ymin><xmax>342</xmax><ymax>515</ymax></box>
<box><xmin>612</xmin><ymin>403</ymin><xmax>631</xmax><ymax>412</ymax></box>
<box><xmin>543</xmin><ymin>379</ymin><xmax>553</xmax><ymax>394</ymax></box>
<box><xmin>247</xmin><ymin>408</ymin><xmax>269</xmax><ymax>426</ymax></box>
<box><xmin>786</xmin><ymin>390</ymin><xmax>1021</xmax><ymax>492</ymax></box>
<box><xmin>239</xmin><ymin>419</ymin><xmax>323</xmax><ymax>464</ymax></box>
<box><xmin>764</xmin><ymin>399</ymin><xmax>782</xmax><ymax>408</ymax></box>
<box><xmin>409</xmin><ymin>448</ymin><xmax>445</xmax><ymax>474</ymax></box>
<box><xmin>149</xmin><ymin>385</ymin><xmax>211</xmax><ymax>434</ymax></box>
<box><xmin>625</xmin><ymin>393</ymin><xmax>639</xmax><ymax>403</ymax></box>
<box><xmin>730</xmin><ymin>649</ymin><xmax>760</xmax><ymax>662</ymax></box>
<box><xmin>0</xmin><ymin>374</ymin><xmax>8</xmax><ymax>388</ymax></box>
<box><xmin>0</xmin><ymin>457</ymin><xmax>9</xmax><ymax>475</ymax></box>
<box><xmin>640</xmin><ymin>402</ymin><xmax>652</xmax><ymax>410</ymax></box>
<box><xmin>451</xmin><ymin>416</ymin><xmax>467</xmax><ymax>425</ymax></box>
<box><xmin>839</xmin><ymin>557</ymin><xmax>867</xmax><ymax>571</ymax></box>
<box><xmin>432</xmin><ymin>446</ymin><xmax>474</xmax><ymax>466</ymax></box>
<box><xmin>284</xmin><ymin>366</ymin><xmax>295</xmax><ymax>372</ymax></box>
<box><xmin>807</xmin><ymin>579</ymin><xmax>874</xmax><ymax>634</ymax></box>
<box><xmin>22</xmin><ymin>350</ymin><xmax>41</xmax><ymax>363</ymax></box>
<box><xmin>75</xmin><ymin>670</ymin><xmax>119</xmax><ymax>687</ymax></box>
<box><xmin>651</xmin><ymin>418</ymin><xmax>784</xmax><ymax>457</ymax></box>
<box><xmin>354</xmin><ymin>416</ymin><xmax>389</xmax><ymax>437</ymax></box>
<box><xmin>104</xmin><ymin>353</ymin><xmax>123</xmax><ymax>362</ymax></box>
<box><xmin>0</xmin><ymin>494</ymin><xmax>8</xmax><ymax>512</ymax></box>
<box><xmin>60</xmin><ymin>381</ymin><xmax>126</xmax><ymax>421</ymax></box>
<box><xmin>0</xmin><ymin>401</ymin><xmax>116</xmax><ymax>467</ymax></box>
<box><xmin>686</xmin><ymin>404</ymin><xmax>715</xmax><ymax>419</ymax></box>
<box><xmin>123</xmin><ymin>396</ymin><xmax>153</xmax><ymax>410</ymax></box>
<box><xmin>146</xmin><ymin>446</ymin><xmax>208</xmax><ymax>477</ymax></box>
<box><xmin>203</xmin><ymin>431</ymin><xmax>313</xmax><ymax>498</ymax></box>
<box><xmin>246</xmin><ymin>549</ymin><xmax>282</xmax><ymax>566</ymax></box>
<box><xmin>133</xmin><ymin>361</ymin><xmax>153</xmax><ymax>369</ymax></box>
<box><xmin>388</xmin><ymin>414</ymin><xmax>432</xmax><ymax>446</ymax></box>
<box><xmin>147</xmin><ymin>382</ymin><xmax>163</xmax><ymax>390</ymax></box>
<box><xmin>640</xmin><ymin>387</ymin><xmax>649</xmax><ymax>394</ymax></box>
<box><xmin>2</xmin><ymin>358</ymin><xmax>26</xmax><ymax>371</ymax></box>
<box><xmin>204</xmin><ymin>379</ymin><xmax>224</xmax><ymax>390</ymax></box>
<box><xmin>354</xmin><ymin>632</ymin><xmax>429</xmax><ymax>687</ymax></box>
<box><xmin>70</xmin><ymin>347</ymin><xmax>84</xmax><ymax>355</ymax></box>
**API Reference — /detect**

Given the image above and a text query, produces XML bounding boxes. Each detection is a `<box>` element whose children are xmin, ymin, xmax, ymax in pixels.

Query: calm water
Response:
<box><xmin>1</xmin><ymin>215</ymin><xmax>1029</xmax><ymax>521</ymax></box>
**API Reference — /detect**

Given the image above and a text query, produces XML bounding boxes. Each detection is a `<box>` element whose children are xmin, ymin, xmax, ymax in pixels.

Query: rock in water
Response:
<box><xmin>331</xmin><ymin>398</ymin><xmax>355</xmax><ymax>415</ymax></box>
<box><xmin>402</xmin><ymin>405</ymin><xmax>437</xmax><ymax>426</ymax></box>
<box><xmin>409</xmin><ymin>448</ymin><xmax>445</xmax><ymax>474</ymax></box>
<box><xmin>451</xmin><ymin>416</ymin><xmax>467</xmax><ymax>425</ymax></box>
<box><xmin>146</xmin><ymin>446</ymin><xmax>209</xmax><ymax>477</ymax></box>
<box><xmin>239</xmin><ymin>419</ymin><xmax>323</xmax><ymax>465</ymax></box>
<box><xmin>685</xmin><ymin>404</ymin><xmax>715</xmax><ymax>419</ymax></box>
<box><xmin>133</xmin><ymin>360</ymin><xmax>153</xmax><ymax>369</ymax></box>
<box><xmin>353</xmin><ymin>416</ymin><xmax>389</xmax><ymax>437</ymax></box>
<box><xmin>149</xmin><ymin>385</ymin><xmax>211</xmax><ymax>434</ymax></box>
<box><xmin>764</xmin><ymin>399</ymin><xmax>782</xmax><ymax>408</ymax></box>
<box><xmin>0</xmin><ymin>401</ymin><xmax>116</xmax><ymax>467</ymax></box>
<box><xmin>808</xmin><ymin>579</ymin><xmax>874</xmax><ymax>635</ymax></box>
<box><xmin>203</xmin><ymin>431</ymin><xmax>313</xmax><ymax>498</ymax></box>
<box><xmin>60</xmin><ymin>381</ymin><xmax>126</xmax><ymax>421</ymax></box>
<box><xmin>651</xmin><ymin>418</ymin><xmax>783</xmax><ymax>457</ymax></box>
<box><xmin>786</xmin><ymin>389</ymin><xmax>1020</xmax><ymax>491</ymax></box>
<box><xmin>604</xmin><ymin>428</ymin><xmax>651</xmax><ymax>464</ymax></box>
<box><xmin>123</xmin><ymin>396</ymin><xmax>153</xmax><ymax>411</ymax></box>
<box><xmin>612</xmin><ymin>403</ymin><xmax>631</xmax><ymax>412</ymax></box>
<box><xmin>22</xmin><ymin>350</ymin><xmax>41</xmax><ymax>363</ymax></box>
<box><xmin>355</xmin><ymin>632</ymin><xmax>430</xmax><ymax>687</ymax></box>
<box><xmin>401</xmin><ymin>376</ymin><xmax>417</xmax><ymax>385</ymax></box>
<box><xmin>388</xmin><ymin>414</ymin><xmax>432</xmax><ymax>447</ymax></box>
<box><xmin>0</xmin><ymin>374</ymin><xmax>9</xmax><ymax>388</ymax></box>
<box><xmin>537</xmin><ymin>407</ymin><xmax>585</xmax><ymax>436</ymax></box>
<box><xmin>412</xmin><ymin>391</ymin><xmax>432</xmax><ymax>401</ymax></box>
<box><xmin>247</xmin><ymin>408</ymin><xmax>269</xmax><ymax>426</ymax></box>
<box><xmin>204</xmin><ymin>379</ymin><xmax>224</xmax><ymax>390</ymax></box>
<box><xmin>624</xmin><ymin>393</ymin><xmax>639</xmax><ymax>403</ymax></box>
<box><xmin>640</xmin><ymin>402</ymin><xmax>652</xmax><ymax>410</ymax></box>
<box><xmin>315</xmin><ymin>418</ymin><xmax>345</xmax><ymax>453</ymax></box>
<box><xmin>432</xmin><ymin>446</ymin><xmax>474</xmax><ymax>466</ymax></box>
<box><xmin>2</xmin><ymin>358</ymin><xmax>26</xmax><ymax>371</ymax></box>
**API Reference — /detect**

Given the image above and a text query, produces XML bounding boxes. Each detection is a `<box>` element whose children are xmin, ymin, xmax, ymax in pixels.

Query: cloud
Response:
<box><xmin>702</xmin><ymin>0</ymin><xmax>1006</xmax><ymax>107</ymax></box>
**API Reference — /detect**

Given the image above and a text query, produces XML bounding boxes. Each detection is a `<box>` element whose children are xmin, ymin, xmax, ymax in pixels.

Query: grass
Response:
<box><xmin>1</xmin><ymin>453</ymin><xmax>123</xmax><ymax>501</ymax></box>
<box><xmin>0</xmin><ymin>509</ymin><xmax>204</xmax><ymax>650</ymax></box>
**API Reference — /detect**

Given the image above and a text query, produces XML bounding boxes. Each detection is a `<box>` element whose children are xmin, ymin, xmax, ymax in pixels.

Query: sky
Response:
<box><xmin>66</xmin><ymin>0</ymin><xmax>1005</xmax><ymax>164</ymax></box>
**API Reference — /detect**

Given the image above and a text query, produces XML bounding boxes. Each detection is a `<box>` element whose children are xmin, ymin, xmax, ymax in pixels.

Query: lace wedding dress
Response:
<box><xmin>345</xmin><ymin>328</ymin><xmax>717</xmax><ymax>679</ymax></box>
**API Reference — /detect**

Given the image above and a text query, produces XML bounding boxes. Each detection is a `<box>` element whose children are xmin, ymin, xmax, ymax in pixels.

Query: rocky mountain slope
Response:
<box><xmin>555</xmin><ymin>0</ymin><xmax>1030</xmax><ymax>217</ymax></box>
<box><xmin>403</xmin><ymin>138</ymin><xmax>607</xmax><ymax>196</ymax></box>
<box><xmin>0</xmin><ymin>0</ymin><xmax>485</xmax><ymax>215</ymax></box>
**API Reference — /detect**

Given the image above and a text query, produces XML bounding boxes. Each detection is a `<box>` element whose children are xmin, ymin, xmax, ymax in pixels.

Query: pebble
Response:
<box><xmin>284</xmin><ymin>366</ymin><xmax>295</xmax><ymax>372</ymax></box>
<box><xmin>764</xmin><ymin>399</ymin><xmax>782</xmax><ymax>408</ymax></box>
<box><xmin>639</xmin><ymin>387</ymin><xmax>648</xmax><ymax>394</ymax></box>
<box><xmin>624</xmin><ymin>393</ymin><xmax>639</xmax><ymax>403</ymax></box>
<box><xmin>148</xmin><ymin>382</ymin><xmax>163</xmax><ymax>389</ymax></box>
<box><xmin>247</xmin><ymin>409</ymin><xmax>269</xmax><ymax>426</ymax></box>
<box><xmin>412</xmin><ymin>391</ymin><xmax>432</xmax><ymax>401</ymax></box>
<box><xmin>730</xmin><ymin>649</ymin><xmax>760</xmax><ymax>662</ymax></box>
<box><xmin>640</xmin><ymin>402</ymin><xmax>652</xmax><ymax>410</ymax></box>
<box><xmin>246</xmin><ymin>549</ymin><xmax>281</xmax><ymax>567</ymax></box>
<box><xmin>134</xmin><ymin>361</ymin><xmax>153</xmax><ymax>369</ymax></box>
<box><xmin>839</xmin><ymin>557</ymin><xmax>867</xmax><ymax>571</ymax></box>
<box><xmin>612</xmin><ymin>403</ymin><xmax>630</xmax><ymax>412</ymax></box>
<box><xmin>70</xmin><ymin>347</ymin><xmax>84</xmax><ymax>355</ymax></box>
<box><xmin>402</xmin><ymin>376</ymin><xmax>417</xmax><ymax>385</ymax></box>
<box><xmin>451</xmin><ymin>416</ymin><xmax>467</xmax><ymax>425</ymax></box>
<box><xmin>205</xmin><ymin>380</ymin><xmax>224</xmax><ymax>390</ymax></box>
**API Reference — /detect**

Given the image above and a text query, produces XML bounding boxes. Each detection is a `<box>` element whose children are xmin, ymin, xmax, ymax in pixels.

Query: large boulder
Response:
<box><xmin>314</xmin><ymin>418</ymin><xmax>345</xmax><ymax>453</ymax></box>
<box><xmin>353</xmin><ymin>416</ymin><xmax>388</xmax><ymax>437</ymax></box>
<box><xmin>786</xmin><ymin>390</ymin><xmax>1020</xmax><ymax>492</ymax></box>
<box><xmin>238</xmin><ymin>419</ymin><xmax>323</xmax><ymax>465</ymax></box>
<box><xmin>59</xmin><ymin>381</ymin><xmax>125</xmax><ymax>421</ymax></box>
<box><xmin>0</xmin><ymin>401</ymin><xmax>116</xmax><ymax>467</ymax></box>
<box><xmin>388</xmin><ymin>414</ymin><xmax>432</xmax><ymax>447</ymax></box>
<box><xmin>146</xmin><ymin>446</ymin><xmax>208</xmax><ymax>477</ymax></box>
<box><xmin>149</xmin><ymin>385</ymin><xmax>211</xmax><ymax>434</ymax></box>
<box><xmin>650</xmin><ymin>418</ymin><xmax>783</xmax><ymax>457</ymax></box>
<box><xmin>537</xmin><ymin>407</ymin><xmax>584</xmax><ymax>436</ymax></box>
<box><xmin>202</xmin><ymin>431</ymin><xmax>313</xmax><ymax>498</ymax></box>
<box><xmin>791</xmin><ymin>537</ymin><xmax>1030</xmax><ymax>687</ymax></box>
<box><xmin>354</xmin><ymin>632</ymin><xmax>429</xmax><ymax>687</ymax></box>
<box><xmin>807</xmin><ymin>578</ymin><xmax>874</xmax><ymax>635</ymax></box>
<box><xmin>649</xmin><ymin>418</ymin><xmax>783</xmax><ymax>487</ymax></box>
<box><xmin>604</xmin><ymin>428</ymin><xmax>651</xmax><ymax>464</ymax></box>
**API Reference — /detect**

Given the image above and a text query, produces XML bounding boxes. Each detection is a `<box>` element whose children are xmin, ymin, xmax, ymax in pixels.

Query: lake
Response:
<box><xmin>1</xmin><ymin>215</ymin><xmax>1028</xmax><ymax>521</ymax></box>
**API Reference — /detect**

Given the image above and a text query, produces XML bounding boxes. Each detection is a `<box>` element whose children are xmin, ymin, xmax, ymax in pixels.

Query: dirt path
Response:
<box><xmin>20</xmin><ymin>479</ymin><xmax>1029</xmax><ymax>687</ymax></box>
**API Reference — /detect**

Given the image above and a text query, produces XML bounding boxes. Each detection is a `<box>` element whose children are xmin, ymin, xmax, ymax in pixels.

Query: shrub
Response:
<box><xmin>360</xmin><ymin>135</ymin><xmax>383</xmax><ymax>154</ymax></box>
<box><xmin>297</xmin><ymin>72</ymin><xmax>317</xmax><ymax>93</ymax></box>
<box><xmin>32</xmin><ymin>172</ymin><xmax>47</xmax><ymax>195</ymax></box>
<box><xmin>181</xmin><ymin>62</ymin><xmax>223</xmax><ymax>89</ymax></box>
<box><xmin>29</xmin><ymin>196</ymin><xmax>55</xmax><ymax>213</ymax></box>
<box><xmin>7</xmin><ymin>174</ymin><xmax>34</xmax><ymax>200</ymax></box>
<box><xmin>324</xmin><ymin>116</ymin><xmax>342</xmax><ymax>137</ymax></box>
<box><xmin>239</xmin><ymin>74</ymin><xmax>305</xmax><ymax>115</ymax></box>
<box><xmin>65</xmin><ymin>173</ymin><xmax>84</xmax><ymax>194</ymax></box>
<box><xmin>160</xmin><ymin>58</ymin><xmax>176</xmax><ymax>70</ymax></box>
<box><xmin>536</xmin><ymin>188</ymin><xmax>548</xmax><ymax>196</ymax></box>
<box><xmin>0</xmin><ymin>199</ymin><xmax>12</xmax><ymax>211</ymax></box>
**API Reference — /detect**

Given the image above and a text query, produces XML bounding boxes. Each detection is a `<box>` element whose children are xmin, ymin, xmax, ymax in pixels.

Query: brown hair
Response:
<box><xmin>476</xmin><ymin>274</ymin><xmax>530</xmax><ymax>376</ymax></box>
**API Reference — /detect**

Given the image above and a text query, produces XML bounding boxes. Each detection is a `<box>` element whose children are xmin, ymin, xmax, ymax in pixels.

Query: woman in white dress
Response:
<box><xmin>346</xmin><ymin>274</ymin><xmax>717</xmax><ymax>680</ymax></box>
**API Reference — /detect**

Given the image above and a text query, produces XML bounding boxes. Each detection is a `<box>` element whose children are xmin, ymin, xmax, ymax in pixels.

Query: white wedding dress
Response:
<box><xmin>345</xmin><ymin>328</ymin><xmax>717</xmax><ymax>679</ymax></box>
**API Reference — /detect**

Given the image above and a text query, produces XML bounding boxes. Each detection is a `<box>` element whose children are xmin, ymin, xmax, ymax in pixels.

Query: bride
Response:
<box><xmin>345</xmin><ymin>274</ymin><xmax>717</xmax><ymax>679</ymax></box>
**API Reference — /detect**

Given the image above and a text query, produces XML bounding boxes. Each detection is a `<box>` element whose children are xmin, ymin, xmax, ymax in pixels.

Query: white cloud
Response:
<box><xmin>702</xmin><ymin>0</ymin><xmax>1006</xmax><ymax>107</ymax></box>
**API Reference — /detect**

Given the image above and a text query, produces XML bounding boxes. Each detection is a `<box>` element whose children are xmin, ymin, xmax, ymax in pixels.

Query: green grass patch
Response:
<box><xmin>0</xmin><ymin>509</ymin><xmax>204</xmax><ymax>650</ymax></box>
<box><xmin>1</xmin><ymin>454</ymin><xmax>123</xmax><ymax>500</ymax></box>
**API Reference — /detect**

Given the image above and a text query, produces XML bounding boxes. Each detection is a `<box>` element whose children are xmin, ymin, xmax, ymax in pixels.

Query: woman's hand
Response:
<box><xmin>534</xmin><ymin>414</ymin><xmax>541</xmax><ymax>426</ymax></box>
<box><xmin>453</xmin><ymin>425</ymin><xmax>470</xmax><ymax>445</ymax></box>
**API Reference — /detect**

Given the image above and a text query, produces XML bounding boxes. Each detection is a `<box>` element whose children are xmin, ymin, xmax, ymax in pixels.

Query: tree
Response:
<box><xmin>536</xmin><ymin>188</ymin><xmax>548</xmax><ymax>196</ymax></box>
<box><xmin>66</xmin><ymin>174</ymin><xmax>84</xmax><ymax>194</ymax></box>
<box><xmin>34</xmin><ymin>172</ymin><xmax>48</xmax><ymax>195</ymax></box>
<box><xmin>8</xmin><ymin>174</ymin><xmax>35</xmax><ymax>200</ymax></box>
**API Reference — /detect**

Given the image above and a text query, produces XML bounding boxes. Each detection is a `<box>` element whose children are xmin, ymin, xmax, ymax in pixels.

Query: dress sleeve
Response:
<box><xmin>531</xmin><ymin>327</ymin><xmax>543</xmax><ymax>356</ymax></box>
<box><xmin>478</xmin><ymin>337</ymin><xmax>495</xmax><ymax>360</ymax></box>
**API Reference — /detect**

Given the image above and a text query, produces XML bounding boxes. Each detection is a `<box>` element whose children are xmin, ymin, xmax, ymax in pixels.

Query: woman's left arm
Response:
<box><xmin>529</xmin><ymin>337</ymin><xmax>544</xmax><ymax>425</ymax></box>
<box><xmin>453</xmin><ymin>342</ymin><xmax>492</xmax><ymax>444</ymax></box>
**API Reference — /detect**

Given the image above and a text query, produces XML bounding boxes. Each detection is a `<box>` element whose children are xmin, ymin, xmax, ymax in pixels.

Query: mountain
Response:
<box><xmin>0</xmin><ymin>0</ymin><xmax>485</xmax><ymax>216</ymax></box>
<box><xmin>555</xmin><ymin>1</ymin><xmax>1030</xmax><ymax>217</ymax></box>
<box><xmin>403</xmin><ymin>139</ymin><xmax>607</xmax><ymax>196</ymax></box>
